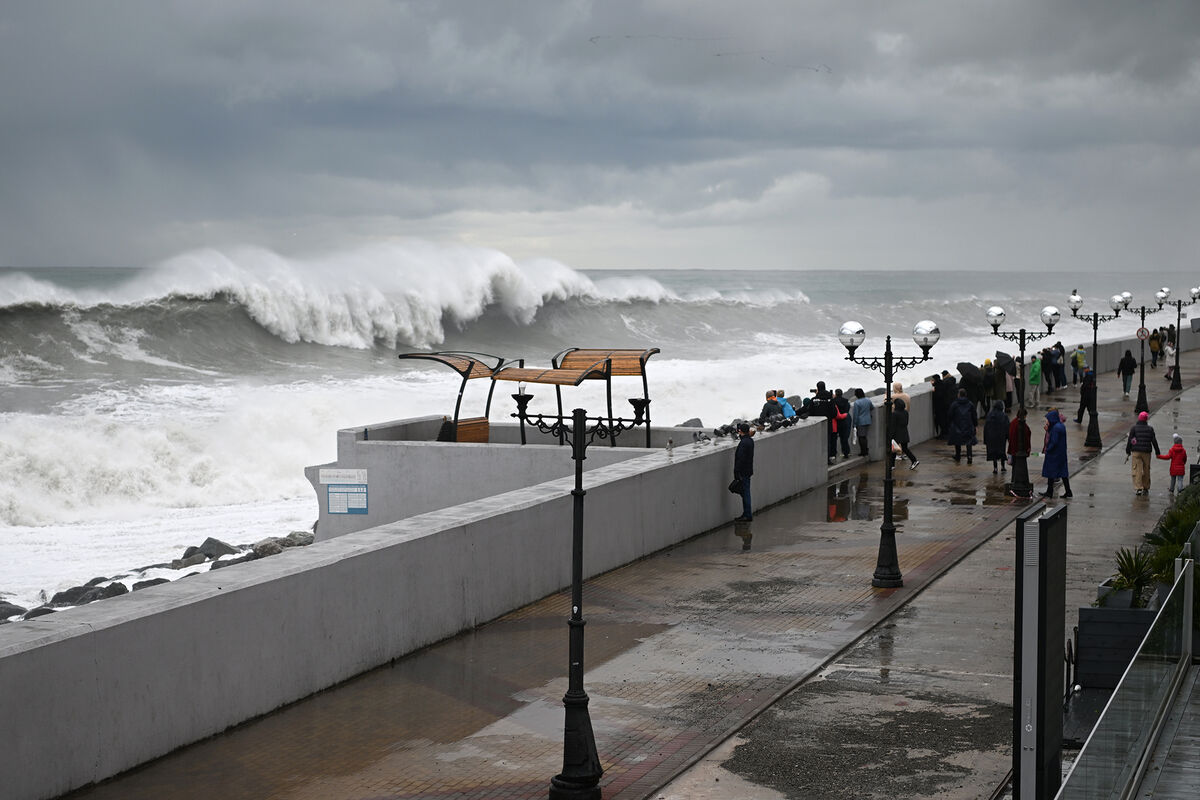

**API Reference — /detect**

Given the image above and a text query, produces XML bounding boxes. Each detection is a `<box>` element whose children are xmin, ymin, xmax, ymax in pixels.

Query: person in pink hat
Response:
<box><xmin>1125</xmin><ymin>411</ymin><xmax>1161</xmax><ymax>496</ymax></box>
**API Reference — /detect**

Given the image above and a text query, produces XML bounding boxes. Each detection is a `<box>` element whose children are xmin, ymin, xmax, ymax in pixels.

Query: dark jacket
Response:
<box><xmin>1042</xmin><ymin>411</ymin><xmax>1069</xmax><ymax>479</ymax></box>
<box><xmin>946</xmin><ymin>397</ymin><xmax>978</xmax><ymax>445</ymax></box>
<box><xmin>734</xmin><ymin>435</ymin><xmax>755</xmax><ymax>478</ymax></box>
<box><xmin>1118</xmin><ymin>352</ymin><xmax>1138</xmax><ymax>377</ymax></box>
<box><xmin>1126</xmin><ymin>421</ymin><xmax>1161</xmax><ymax>455</ymax></box>
<box><xmin>1076</xmin><ymin>370</ymin><xmax>1097</xmax><ymax>417</ymax></box>
<box><xmin>983</xmin><ymin>402</ymin><xmax>1009</xmax><ymax>460</ymax></box>
<box><xmin>889</xmin><ymin>398</ymin><xmax>910</xmax><ymax>444</ymax></box>
<box><xmin>759</xmin><ymin>398</ymin><xmax>782</xmax><ymax>421</ymax></box>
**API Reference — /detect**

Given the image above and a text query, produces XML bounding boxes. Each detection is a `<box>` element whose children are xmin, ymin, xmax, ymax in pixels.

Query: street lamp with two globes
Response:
<box><xmin>838</xmin><ymin>319</ymin><xmax>940</xmax><ymax>588</ymax></box>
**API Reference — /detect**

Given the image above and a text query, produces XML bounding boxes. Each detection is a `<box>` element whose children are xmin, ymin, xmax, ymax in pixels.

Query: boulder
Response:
<box><xmin>132</xmin><ymin>578</ymin><xmax>171</xmax><ymax>591</ymax></box>
<box><xmin>198</xmin><ymin>537</ymin><xmax>239</xmax><ymax>559</ymax></box>
<box><xmin>0</xmin><ymin>601</ymin><xmax>28</xmax><ymax>619</ymax></box>
<box><xmin>76</xmin><ymin>583</ymin><xmax>129</xmax><ymax>605</ymax></box>
<box><xmin>49</xmin><ymin>585</ymin><xmax>94</xmax><ymax>606</ymax></box>
<box><xmin>84</xmin><ymin>576</ymin><xmax>109</xmax><ymax>587</ymax></box>
<box><xmin>24</xmin><ymin>606</ymin><xmax>57</xmax><ymax>619</ymax></box>
<box><xmin>209</xmin><ymin>553</ymin><xmax>259</xmax><ymax>571</ymax></box>
<box><xmin>676</xmin><ymin>417</ymin><xmax>704</xmax><ymax>428</ymax></box>
<box><xmin>252</xmin><ymin>538</ymin><xmax>284</xmax><ymax>558</ymax></box>
<box><xmin>283</xmin><ymin>530</ymin><xmax>314</xmax><ymax>548</ymax></box>
<box><xmin>182</xmin><ymin>546</ymin><xmax>202</xmax><ymax>559</ymax></box>
<box><xmin>170</xmin><ymin>553</ymin><xmax>208</xmax><ymax>570</ymax></box>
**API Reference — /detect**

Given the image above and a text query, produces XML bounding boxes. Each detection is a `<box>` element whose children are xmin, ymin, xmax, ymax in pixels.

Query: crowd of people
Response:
<box><xmin>728</xmin><ymin>334</ymin><xmax>1191</xmax><ymax>520</ymax></box>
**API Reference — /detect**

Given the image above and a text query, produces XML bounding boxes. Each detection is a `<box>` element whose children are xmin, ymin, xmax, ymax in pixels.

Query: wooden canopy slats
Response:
<box><xmin>554</xmin><ymin>348</ymin><xmax>660</xmax><ymax>376</ymax></box>
<box><xmin>395</xmin><ymin>351</ymin><xmax>505</xmax><ymax>380</ymax></box>
<box><xmin>491</xmin><ymin>362</ymin><xmax>609</xmax><ymax>387</ymax></box>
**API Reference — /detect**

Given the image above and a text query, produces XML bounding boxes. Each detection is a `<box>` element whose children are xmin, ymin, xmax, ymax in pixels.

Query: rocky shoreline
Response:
<box><xmin>0</xmin><ymin>530</ymin><xmax>314</xmax><ymax>625</ymax></box>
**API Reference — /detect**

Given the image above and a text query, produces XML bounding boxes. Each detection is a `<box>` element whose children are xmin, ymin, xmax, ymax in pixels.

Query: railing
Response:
<box><xmin>1055</xmin><ymin>557</ymin><xmax>1194</xmax><ymax>799</ymax></box>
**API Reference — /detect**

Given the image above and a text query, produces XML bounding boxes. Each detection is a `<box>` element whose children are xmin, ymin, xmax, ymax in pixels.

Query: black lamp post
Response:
<box><xmin>1168</xmin><ymin>288</ymin><xmax>1199</xmax><ymax>391</ymax></box>
<box><xmin>1123</xmin><ymin>290</ymin><xmax>1168</xmax><ymax>416</ymax></box>
<box><xmin>508</xmin><ymin>402</ymin><xmax>649</xmax><ymax>800</ymax></box>
<box><xmin>839</xmin><ymin>319</ymin><xmax>940</xmax><ymax>588</ymax></box>
<box><xmin>984</xmin><ymin>305</ymin><xmax>1061</xmax><ymax>412</ymax></box>
<box><xmin>1066</xmin><ymin>291</ymin><xmax>1124</xmax><ymax>447</ymax></box>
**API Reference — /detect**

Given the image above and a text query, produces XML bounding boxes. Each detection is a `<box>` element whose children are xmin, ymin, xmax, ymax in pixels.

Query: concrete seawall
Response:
<box><xmin>0</xmin><ymin>328</ymin><xmax>1186</xmax><ymax>800</ymax></box>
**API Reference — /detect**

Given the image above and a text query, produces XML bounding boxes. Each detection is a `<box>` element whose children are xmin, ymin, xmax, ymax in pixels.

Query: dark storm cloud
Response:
<box><xmin>0</xmin><ymin>1</ymin><xmax>1197</xmax><ymax>269</ymax></box>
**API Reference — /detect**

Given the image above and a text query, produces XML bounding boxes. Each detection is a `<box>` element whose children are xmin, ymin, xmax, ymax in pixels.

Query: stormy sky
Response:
<box><xmin>2</xmin><ymin>1</ymin><xmax>1198</xmax><ymax>270</ymax></box>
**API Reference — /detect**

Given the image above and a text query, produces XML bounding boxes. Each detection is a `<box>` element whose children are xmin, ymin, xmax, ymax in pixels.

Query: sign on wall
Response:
<box><xmin>319</xmin><ymin>469</ymin><xmax>369</xmax><ymax>515</ymax></box>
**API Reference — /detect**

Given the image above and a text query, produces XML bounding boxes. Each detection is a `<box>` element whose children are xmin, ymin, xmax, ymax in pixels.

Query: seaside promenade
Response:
<box><xmin>60</xmin><ymin>354</ymin><xmax>1200</xmax><ymax>800</ymax></box>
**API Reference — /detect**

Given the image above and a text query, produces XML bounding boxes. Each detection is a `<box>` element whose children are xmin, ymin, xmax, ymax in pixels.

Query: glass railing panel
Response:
<box><xmin>1056</xmin><ymin>570</ymin><xmax>1189</xmax><ymax>799</ymax></box>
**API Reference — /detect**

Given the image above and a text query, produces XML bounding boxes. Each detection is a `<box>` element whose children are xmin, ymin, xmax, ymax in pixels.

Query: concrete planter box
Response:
<box><xmin>1096</xmin><ymin>577</ymin><xmax>1134</xmax><ymax>609</ymax></box>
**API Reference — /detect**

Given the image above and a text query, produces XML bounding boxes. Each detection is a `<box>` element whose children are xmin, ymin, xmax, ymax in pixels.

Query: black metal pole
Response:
<box><xmin>1084</xmin><ymin>313</ymin><xmax>1103</xmax><ymax>448</ymax></box>
<box><xmin>1171</xmin><ymin>301</ymin><xmax>1184</xmax><ymax>391</ymax></box>
<box><xmin>1135</xmin><ymin>307</ymin><xmax>1149</xmax><ymax>415</ymax></box>
<box><xmin>874</xmin><ymin>337</ymin><xmax>903</xmax><ymax>588</ymax></box>
<box><xmin>549</xmin><ymin>408</ymin><xmax>602</xmax><ymax>800</ymax></box>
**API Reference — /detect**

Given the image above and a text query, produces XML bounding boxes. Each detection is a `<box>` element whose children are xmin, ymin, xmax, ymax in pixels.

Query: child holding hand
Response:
<box><xmin>1158</xmin><ymin>433</ymin><xmax>1188</xmax><ymax>494</ymax></box>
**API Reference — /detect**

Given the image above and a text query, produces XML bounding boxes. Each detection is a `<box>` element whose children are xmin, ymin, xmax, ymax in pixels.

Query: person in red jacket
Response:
<box><xmin>1157</xmin><ymin>433</ymin><xmax>1188</xmax><ymax>494</ymax></box>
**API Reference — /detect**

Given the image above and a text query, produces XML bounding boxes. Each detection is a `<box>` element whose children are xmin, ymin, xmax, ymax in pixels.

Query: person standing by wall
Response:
<box><xmin>813</xmin><ymin>381</ymin><xmax>837</xmax><ymax>465</ymax></box>
<box><xmin>1126</xmin><ymin>411</ymin><xmax>1161</xmax><ymax>497</ymax></box>
<box><xmin>889</xmin><ymin>398</ymin><xmax>919</xmax><ymax>469</ymax></box>
<box><xmin>1074</xmin><ymin>368</ymin><xmax>1097</xmax><ymax>424</ymax></box>
<box><xmin>1027</xmin><ymin>354</ymin><xmax>1043</xmax><ymax>407</ymax></box>
<box><xmin>1042</xmin><ymin>347</ymin><xmax>1059</xmax><ymax>393</ymax></box>
<box><xmin>833</xmin><ymin>388</ymin><xmax>852</xmax><ymax>460</ymax></box>
<box><xmin>1118</xmin><ymin>349</ymin><xmax>1138</xmax><ymax>400</ymax></box>
<box><xmin>1040</xmin><ymin>409</ymin><xmax>1073</xmax><ymax>498</ymax></box>
<box><xmin>891</xmin><ymin>381</ymin><xmax>911</xmax><ymax>415</ymax></box>
<box><xmin>1157</xmin><ymin>433</ymin><xmax>1188</xmax><ymax>494</ymax></box>
<box><xmin>733</xmin><ymin>422</ymin><xmax>755</xmax><ymax>521</ymax></box>
<box><xmin>1071</xmin><ymin>345</ymin><xmax>1088</xmax><ymax>385</ymax></box>
<box><xmin>983</xmin><ymin>400</ymin><xmax>1009</xmax><ymax>474</ymax></box>
<box><xmin>946</xmin><ymin>388</ymin><xmax>978</xmax><ymax>464</ymax></box>
<box><xmin>1054</xmin><ymin>342</ymin><xmax>1069</xmax><ymax>390</ymax></box>
<box><xmin>1008</xmin><ymin>407</ymin><xmax>1033</xmax><ymax>498</ymax></box>
<box><xmin>851</xmin><ymin>388</ymin><xmax>874</xmax><ymax>458</ymax></box>
<box><xmin>1163</xmin><ymin>340</ymin><xmax>1177</xmax><ymax>382</ymax></box>
<box><xmin>1149</xmin><ymin>329</ymin><xmax>1162</xmax><ymax>368</ymax></box>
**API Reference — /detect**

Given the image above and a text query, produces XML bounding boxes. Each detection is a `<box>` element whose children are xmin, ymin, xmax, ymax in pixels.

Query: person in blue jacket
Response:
<box><xmin>851</xmin><ymin>388</ymin><xmax>874</xmax><ymax>457</ymax></box>
<box><xmin>1040</xmin><ymin>409</ymin><xmax>1073</xmax><ymax>498</ymax></box>
<box><xmin>776</xmin><ymin>389</ymin><xmax>796</xmax><ymax>418</ymax></box>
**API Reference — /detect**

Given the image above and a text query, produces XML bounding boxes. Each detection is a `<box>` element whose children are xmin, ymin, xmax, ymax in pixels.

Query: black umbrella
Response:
<box><xmin>994</xmin><ymin>350</ymin><xmax>1016</xmax><ymax>376</ymax></box>
<box><xmin>957</xmin><ymin>361</ymin><xmax>983</xmax><ymax>382</ymax></box>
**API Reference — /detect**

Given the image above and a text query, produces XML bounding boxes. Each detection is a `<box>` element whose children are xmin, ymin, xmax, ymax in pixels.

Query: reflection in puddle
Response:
<box><xmin>825</xmin><ymin>473</ymin><xmax>884</xmax><ymax>522</ymax></box>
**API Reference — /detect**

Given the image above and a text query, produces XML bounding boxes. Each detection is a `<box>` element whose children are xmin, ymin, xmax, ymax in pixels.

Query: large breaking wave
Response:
<box><xmin>0</xmin><ymin>242</ymin><xmax>810</xmax><ymax>353</ymax></box>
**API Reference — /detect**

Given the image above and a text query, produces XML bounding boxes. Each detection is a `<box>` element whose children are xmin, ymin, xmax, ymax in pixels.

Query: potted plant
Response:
<box><xmin>1099</xmin><ymin>547</ymin><xmax>1153</xmax><ymax>609</ymax></box>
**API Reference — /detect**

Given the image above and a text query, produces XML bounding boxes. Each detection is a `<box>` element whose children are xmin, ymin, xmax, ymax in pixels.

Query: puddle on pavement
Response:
<box><xmin>930</xmin><ymin>477</ymin><xmax>1025</xmax><ymax>506</ymax></box>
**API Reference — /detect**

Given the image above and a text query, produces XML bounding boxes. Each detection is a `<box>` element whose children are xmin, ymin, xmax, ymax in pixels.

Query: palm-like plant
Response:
<box><xmin>1112</xmin><ymin>547</ymin><xmax>1154</xmax><ymax>608</ymax></box>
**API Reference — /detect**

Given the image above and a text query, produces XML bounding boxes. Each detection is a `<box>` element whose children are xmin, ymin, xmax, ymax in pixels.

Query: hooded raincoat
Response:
<box><xmin>1041</xmin><ymin>411</ymin><xmax>1069</xmax><ymax>479</ymax></box>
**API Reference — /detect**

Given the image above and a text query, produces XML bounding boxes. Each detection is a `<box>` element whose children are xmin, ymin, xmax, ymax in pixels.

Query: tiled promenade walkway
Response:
<box><xmin>62</xmin><ymin>354</ymin><xmax>1200</xmax><ymax>800</ymax></box>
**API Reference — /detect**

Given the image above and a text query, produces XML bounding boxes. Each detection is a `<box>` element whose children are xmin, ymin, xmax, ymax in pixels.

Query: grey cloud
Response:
<box><xmin>0</xmin><ymin>1</ymin><xmax>1197</xmax><ymax>269</ymax></box>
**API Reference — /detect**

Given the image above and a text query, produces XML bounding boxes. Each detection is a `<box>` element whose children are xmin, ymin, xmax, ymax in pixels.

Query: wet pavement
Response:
<box><xmin>61</xmin><ymin>355</ymin><xmax>1200</xmax><ymax>800</ymax></box>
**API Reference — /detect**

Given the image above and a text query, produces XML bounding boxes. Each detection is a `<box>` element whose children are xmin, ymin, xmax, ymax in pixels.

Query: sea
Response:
<box><xmin>1</xmin><ymin>241</ymin><xmax>1194</xmax><ymax>613</ymax></box>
